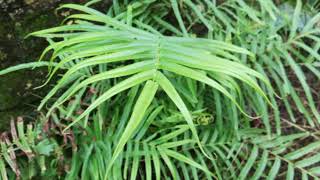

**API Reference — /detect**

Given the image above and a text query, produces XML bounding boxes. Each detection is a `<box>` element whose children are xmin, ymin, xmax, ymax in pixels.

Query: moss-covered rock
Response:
<box><xmin>0</xmin><ymin>69</ymin><xmax>47</xmax><ymax>110</ymax></box>
<box><xmin>0</xmin><ymin>0</ymin><xmax>70</xmax><ymax>129</ymax></box>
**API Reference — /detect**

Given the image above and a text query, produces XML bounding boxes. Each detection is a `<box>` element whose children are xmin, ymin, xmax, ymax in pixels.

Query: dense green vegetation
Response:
<box><xmin>0</xmin><ymin>0</ymin><xmax>320</xmax><ymax>179</ymax></box>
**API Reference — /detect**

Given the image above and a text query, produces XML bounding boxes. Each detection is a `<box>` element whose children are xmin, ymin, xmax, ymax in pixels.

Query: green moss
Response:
<box><xmin>0</xmin><ymin>3</ymin><xmax>60</xmax><ymax>129</ymax></box>
<box><xmin>0</xmin><ymin>71</ymin><xmax>27</xmax><ymax>110</ymax></box>
<box><xmin>0</xmin><ymin>109</ymin><xmax>28</xmax><ymax>131</ymax></box>
<box><xmin>0</xmin><ymin>69</ymin><xmax>49</xmax><ymax>130</ymax></box>
<box><xmin>15</xmin><ymin>13</ymin><xmax>59</xmax><ymax>38</ymax></box>
<box><xmin>0</xmin><ymin>50</ymin><xmax>7</xmax><ymax>61</ymax></box>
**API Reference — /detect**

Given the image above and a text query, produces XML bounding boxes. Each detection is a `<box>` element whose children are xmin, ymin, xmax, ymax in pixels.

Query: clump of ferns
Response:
<box><xmin>26</xmin><ymin>3</ymin><xmax>273</xmax><ymax>174</ymax></box>
<box><xmin>113</xmin><ymin>0</ymin><xmax>320</xmax><ymax>133</ymax></box>
<box><xmin>0</xmin><ymin>0</ymin><xmax>320</xmax><ymax>179</ymax></box>
<box><xmin>0</xmin><ymin>117</ymin><xmax>63</xmax><ymax>179</ymax></box>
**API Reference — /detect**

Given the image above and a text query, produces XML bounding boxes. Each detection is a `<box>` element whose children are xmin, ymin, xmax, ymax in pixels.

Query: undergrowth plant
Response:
<box><xmin>0</xmin><ymin>0</ymin><xmax>320</xmax><ymax>179</ymax></box>
<box><xmin>0</xmin><ymin>118</ymin><xmax>61</xmax><ymax>179</ymax></box>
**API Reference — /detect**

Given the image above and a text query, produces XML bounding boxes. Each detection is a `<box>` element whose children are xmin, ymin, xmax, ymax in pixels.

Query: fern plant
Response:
<box><xmin>38</xmin><ymin>89</ymin><xmax>320</xmax><ymax>179</ymax></box>
<box><xmin>0</xmin><ymin>118</ymin><xmax>60</xmax><ymax>179</ymax></box>
<box><xmin>0</xmin><ymin>0</ymin><xmax>320</xmax><ymax>179</ymax></box>
<box><xmin>118</xmin><ymin>0</ymin><xmax>320</xmax><ymax>133</ymax></box>
<box><xmin>27</xmin><ymin>3</ymin><xmax>272</xmax><ymax>174</ymax></box>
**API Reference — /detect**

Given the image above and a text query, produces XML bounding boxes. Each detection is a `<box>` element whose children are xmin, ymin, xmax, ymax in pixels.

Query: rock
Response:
<box><xmin>0</xmin><ymin>0</ymin><xmax>63</xmax><ymax>129</ymax></box>
<box><xmin>0</xmin><ymin>0</ymin><xmax>110</xmax><ymax>129</ymax></box>
<box><xmin>0</xmin><ymin>70</ymin><xmax>47</xmax><ymax>111</ymax></box>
